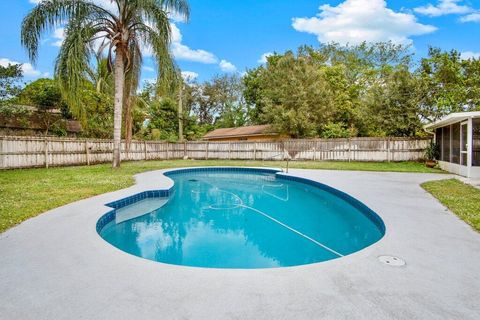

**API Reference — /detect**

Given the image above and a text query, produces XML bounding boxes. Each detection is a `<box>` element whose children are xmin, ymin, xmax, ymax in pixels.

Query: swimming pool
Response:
<box><xmin>98</xmin><ymin>168</ymin><xmax>385</xmax><ymax>269</ymax></box>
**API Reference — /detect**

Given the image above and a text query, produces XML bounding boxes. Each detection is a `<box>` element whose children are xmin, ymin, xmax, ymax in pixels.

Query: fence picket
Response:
<box><xmin>0</xmin><ymin>135</ymin><xmax>430</xmax><ymax>169</ymax></box>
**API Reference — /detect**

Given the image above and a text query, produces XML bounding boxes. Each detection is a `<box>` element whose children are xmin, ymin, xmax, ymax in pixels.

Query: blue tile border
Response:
<box><xmin>105</xmin><ymin>189</ymin><xmax>173</xmax><ymax>209</ymax></box>
<box><xmin>96</xmin><ymin>188</ymin><xmax>174</xmax><ymax>233</ymax></box>
<box><xmin>164</xmin><ymin>166</ymin><xmax>280</xmax><ymax>177</ymax></box>
<box><xmin>96</xmin><ymin>167</ymin><xmax>385</xmax><ymax>237</ymax></box>
<box><xmin>96</xmin><ymin>210</ymin><xmax>116</xmax><ymax>233</ymax></box>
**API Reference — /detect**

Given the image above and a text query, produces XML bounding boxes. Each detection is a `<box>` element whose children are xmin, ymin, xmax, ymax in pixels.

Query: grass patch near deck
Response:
<box><xmin>0</xmin><ymin>160</ymin><xmax>443</xmax><ymax>233</ymax></box>
<box><xmin>422</xmin><ymin>179</ymin><xmax>480</xmax><ymax>232</ymax></box>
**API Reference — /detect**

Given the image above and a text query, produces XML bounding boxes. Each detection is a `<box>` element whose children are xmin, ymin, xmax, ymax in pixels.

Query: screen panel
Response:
<box><xmin>451</xmin><ymin>123</ymin><xmax>460</xmax><ymax>164</ymax></box>
<box><xmin>473</xmin><ymin>119</ymin><xmax>480</xmax><ymax>167</ymax></box>
<box><xmin>442</xmin><ymin>126</ymin><xmax>451</xmax><ymax>162</ymax></box>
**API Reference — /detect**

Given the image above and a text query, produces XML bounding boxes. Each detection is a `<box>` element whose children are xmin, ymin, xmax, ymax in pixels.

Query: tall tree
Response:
<box><xmin>21</xmin><ymin>0</ymin><xmax>189</xmax><ymax>167</ymax></box>
<box><xmin>365</xmin><ymin>66</ymin><xmax>423</xmax><ymax>137</ymax></box>
<box><xmin>0</xmin><ymin>64</ymin><xmax>23</xmax><ymax>104</ymax></box>
<box><xmin>190</xmin><ymin>74</ymin><xmax>247</xmax><ymax>127</ymax></box>
<box><xmin>242</xmin><ymin>42</ymin><xmax>420</xmax><ymax>138</ymax></box>
<box><xmin>248</xmin><ymin>50</ymin><xmax>335</xmax><ymax>138</ymax></box>
<box><xmin>417</xmin><ymin>48</ymin><xmax>469</xmax><ymax>121</ymax></box>
<box><xmin>19</xmin><ymin>78</ymin><xmax>65</xmax><ymax>135</ymax></box>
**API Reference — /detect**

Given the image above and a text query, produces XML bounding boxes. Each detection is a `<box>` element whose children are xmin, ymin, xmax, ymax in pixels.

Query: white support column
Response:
<box><xmin>450</xmin><ymin>125</ymin><xmax>453</xmax><ymax>163</ymax></box>
<box><xmin>441</xmin><ymin>127</ymin><xmax>444</xmax><ymax>161</ymax></box>
<box><xmin>467</xmin><ymin>118</ymin><xmax>473</xmax><ymax>177</ymax></box>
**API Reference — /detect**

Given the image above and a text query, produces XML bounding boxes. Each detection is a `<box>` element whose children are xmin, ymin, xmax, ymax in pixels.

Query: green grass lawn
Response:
<box><xmin>422</xmin><ymin>179</ymin><xmax>480</xmax><ymax>232</ymax></box>
<box><xmin>0</xmin><ymin>160</ymin><xmax>442</xmax><ymax>233</ymax></box>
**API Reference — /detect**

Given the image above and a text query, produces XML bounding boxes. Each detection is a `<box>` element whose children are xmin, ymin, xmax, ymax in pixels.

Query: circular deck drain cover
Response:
<box><xmin>378</xmin><ymin>255</ymin><xmax>406</xmax><ymax>267</ymax></box>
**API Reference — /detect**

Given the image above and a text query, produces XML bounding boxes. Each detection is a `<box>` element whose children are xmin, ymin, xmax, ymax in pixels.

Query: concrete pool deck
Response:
<box><xmin>1</xmin><ymin>168</ymin><xmax>479</xmax><ymax>320</ymax></box>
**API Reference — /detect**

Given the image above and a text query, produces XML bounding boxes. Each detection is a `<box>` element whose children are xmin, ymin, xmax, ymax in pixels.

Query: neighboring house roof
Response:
<box><xmin>203</xmin><ymin>125</ymin><xmax>276</xmax><ymax>140</ymax></box>
<box><xmin>424</xmin><ymin>111</ymin><xmax>480</xmax><ymax>130</ymax></box>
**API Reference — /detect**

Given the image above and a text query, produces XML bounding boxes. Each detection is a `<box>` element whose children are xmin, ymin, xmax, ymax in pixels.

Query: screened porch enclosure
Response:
<box><xmin>427</xmin><ymin>113</ymin><xmax>480</xmax><ymax>178</ymax></box>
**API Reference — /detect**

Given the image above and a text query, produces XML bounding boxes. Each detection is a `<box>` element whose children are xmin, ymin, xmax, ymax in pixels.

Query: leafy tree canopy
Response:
<box><xmin>0</xmin><ymin>64</ymin><xmax>23</xmax><ymax>104</ymax></box>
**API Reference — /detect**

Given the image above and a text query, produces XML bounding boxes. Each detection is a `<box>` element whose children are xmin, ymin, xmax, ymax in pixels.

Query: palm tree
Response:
<box><xmin>21</xmin><ymin>0</ymin><xmax>190</xmax><ymax>167</ymax></box>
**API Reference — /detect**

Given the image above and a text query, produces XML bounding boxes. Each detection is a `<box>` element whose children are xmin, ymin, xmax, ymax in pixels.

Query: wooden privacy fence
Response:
<box><xmin>0</xmin><ymin>136</ymin><xmax>430</xmax><ymax>169</ymax></box>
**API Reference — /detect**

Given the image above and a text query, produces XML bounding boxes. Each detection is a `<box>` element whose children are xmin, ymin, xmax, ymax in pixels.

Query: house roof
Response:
<box><xmin>424</xmin><ymin>111</ymin><xmax>480</xmax><ymax>130</ymax></box>
<box><xmin>203</xmin><ymin>125</ymin><xmax>276</xmax><ymax>140</ymax></box>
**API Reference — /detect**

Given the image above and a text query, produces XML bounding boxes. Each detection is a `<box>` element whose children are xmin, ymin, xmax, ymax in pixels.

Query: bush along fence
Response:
<box><xmin>0</xmin><ymin>135</ymin><xmax>430</xmax><ymax>169</ymax></box>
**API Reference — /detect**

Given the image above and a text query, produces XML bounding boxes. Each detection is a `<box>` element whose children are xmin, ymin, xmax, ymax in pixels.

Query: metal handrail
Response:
<box><xmin>262</xmin><ymin>152</ymin><xmax>290</xmax><ymax>173</ymax></box>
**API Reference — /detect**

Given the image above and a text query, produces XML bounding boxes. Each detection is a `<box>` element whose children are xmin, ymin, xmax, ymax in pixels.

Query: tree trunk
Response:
<box><xmin>112</xmin><ymin>50</ymin><xmax>125</xmax><ymax>168</ymax></box>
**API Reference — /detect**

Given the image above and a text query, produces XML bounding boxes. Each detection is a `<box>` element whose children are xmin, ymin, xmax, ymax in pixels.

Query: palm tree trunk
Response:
<box><xmin>112</xmin><ymin>50</ymin><xmax>125</xmax><ymax>168</ymax></box>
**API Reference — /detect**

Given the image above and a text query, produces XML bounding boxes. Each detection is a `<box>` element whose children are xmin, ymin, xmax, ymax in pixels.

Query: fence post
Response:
<box><xmin>184</xmin><ymin>141</ymin><xmax>187</xmax><ymax>159</ymax></box>
<box><xmin>205</xmin><ymin>142</ymin><xmax>209</xmax><ymax>160</ymax></box>
<box><xmin>228</xmin><ymin>143</ymin><xmax>232</xmax><ymax>160</ymax></box>
<box><xmin>166</xmin><ymin>143</ymin><xmax>170</xmax><ymax>160</ymax></box>
<box><xmin>390</xmin><ymin>138</ymin><xmax>394</xmax><ymax>162</ymax></box>
<box><xmin>348</xmin><ymin>138</ymin><xmax>351</xmax><ymax>162</ymax></box>
<box><xmin>386</xmin><ymin>138</ymin><xmax>391</xmax><ymax>162</ymax></box>
<box><xmin>0</xmin><ymin>138</ymin><xmax>4</xmax><ymax>169</ymax></box>
<box><xmin>253</xmin><ymin>142</ymin><xmax>257</xmax><ymax>161</ymax></box>
<box><xmin>44</xmin><ymin>137</ymin><xmax>49</xmax><ymax>169</ymax></box>
<box><xmin>85</xmin><ymin>139</ymin><xmax>90</xmax><ymax>165</ymax></box>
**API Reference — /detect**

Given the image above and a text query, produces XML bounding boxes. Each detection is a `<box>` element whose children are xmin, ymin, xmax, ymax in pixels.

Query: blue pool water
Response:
<box><xmin>98</xmin><ymin>168</ymin><xmax>385</xmax><ymax>269</ymax></box>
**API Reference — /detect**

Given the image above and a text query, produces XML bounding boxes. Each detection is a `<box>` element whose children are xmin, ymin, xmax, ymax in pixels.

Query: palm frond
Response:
<box><xmin>21</xmin><ymin>0</ymin><xmax>115</xmax><ymax>63</ymax></box>
<box><xmin>54</xmin><ymin>20</ymin><xmax>101</xmax><ymax>121</ymax></box>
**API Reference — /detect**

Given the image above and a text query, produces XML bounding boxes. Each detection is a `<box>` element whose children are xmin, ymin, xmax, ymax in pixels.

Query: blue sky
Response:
<box><xmin>1</xmin><ymin>0</ymin><xmax>480</xmax><ymax>84</ymax></box>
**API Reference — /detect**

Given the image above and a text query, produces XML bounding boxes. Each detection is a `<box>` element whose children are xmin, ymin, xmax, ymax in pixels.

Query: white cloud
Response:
<box><xmin>168</xmin><ymin>11</ymin><xmax>188</xmax><ymax>23</ymax></box>
<box><xmin>170</xmin><ymin>23</ymin><xmax>183</xmax><ymax>43</ymax></box>
<box><xmin>219</xmin><ymin>59</ymin><xmax>237</xmax><ymax>72</ymax></box>
<box><xmin>181</xmin><ymin>71</ymin><xmax>199</xmax><ymax>81</ymax></box>
<box><xmin>139</xmin><ymin>23</ymin><xmax>217</xmax><ymax>63</ymax></box>
<box><xmin>169</xmin><ymin>23</ymin><xmax>218</xmax><ymax>63</ymax></box>
<box><xmin>52</xmin><ymin>27</ymin><xmax>65</xmax><ymax>47</ymax></box>
<box><xmin>460</xmin><ymin>12</ymin><xmax>480</xmax><ymax>22</ymax></box>
<box><xmin>0</xmin><ymin>58</ymin><xmax>41</xmax><ymax>77</ymax></box>
<box><xmin>415</xmin><ymin>0</ymin><xmax>472</xmax><ymax>17</ymax></box>
<box><xmin>171</xmin><ymin>43</ymin><xmax>218</xmax><ymax>63</ymax></box>
<box><xmin>461</xmin><ymin>51</ymin><xmax>480</xmax><ymax>60</ymax></box>
<box><xmin>258</xmin><ymin>52</ymin><xmax>273</xmax><ymax>64</ymax></box>
<box><xmin>143</xmin><ymin>66</ymin><xmax>155</xmax><ymax>72</ymax></box>
<box><xmin>292</xmin><ymin>0</ymin><xmax>437</xmax><ymax>45</ymax></box>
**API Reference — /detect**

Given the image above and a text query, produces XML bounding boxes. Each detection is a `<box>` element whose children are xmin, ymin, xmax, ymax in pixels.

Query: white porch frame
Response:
<box><xmin>467</xmin><ymin>118</ymin><xmax>473</xmax><ymax>177</ymax></box>
<box><xmin>427</xmin><ymin>112</ymin><xmax>480</xmax><ymax>179</ymax></box>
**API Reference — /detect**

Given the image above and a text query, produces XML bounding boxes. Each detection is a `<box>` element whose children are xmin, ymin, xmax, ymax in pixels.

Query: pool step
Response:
<box><xmin>115</xmin><ymin>197</ymin><xmax>169</xmax><ymax>224</ymax></box>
